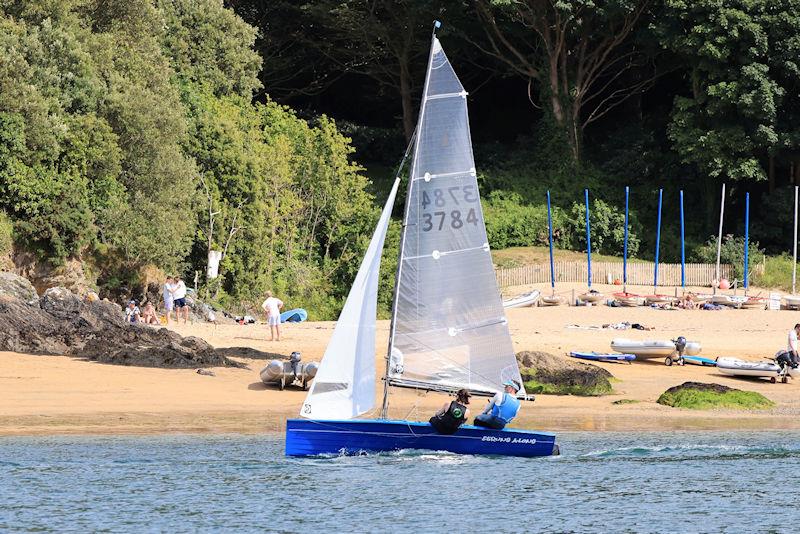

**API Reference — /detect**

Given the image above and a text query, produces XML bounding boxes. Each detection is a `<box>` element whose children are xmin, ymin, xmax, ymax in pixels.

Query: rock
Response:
<box><xmin>0</xmin><ymin>282</ymin><xmax>242</xmax><ymax>369</ymax></box>
<box><xmin>14</xmin><ymin>253</ymin><xmax>96</xmax><ymax>297</ymax></box>
<box><xmin>516</xmin><ymin>350</ymin><xmax>613</xmax><ymax>396</ymax></box>
<box><xmin>661</xmin><ymin>381</ymin><xmax>732</xmax><ymax>396</ymax></box>
<box><xmin>0</xmin><ymin>272</ymin><xmax>38</xmax><ymax>303</ymax></box>
<box><xmin>657</xmin><ymin>381</ymin><xmax>774</xmax><ymax>410</ymax></box>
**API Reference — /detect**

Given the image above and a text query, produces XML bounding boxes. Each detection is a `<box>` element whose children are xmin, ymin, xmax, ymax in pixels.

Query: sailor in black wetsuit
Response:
<box><xmin>429</xmin><ymin>389</ymin><xmax>471</xmax><ymax>434</ymax></box>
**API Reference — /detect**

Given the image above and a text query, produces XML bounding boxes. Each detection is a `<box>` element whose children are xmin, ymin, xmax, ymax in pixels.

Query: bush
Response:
<box><xmin>567</xmin><ymin>198</ymin><xmax>640</xmax><ymax>257</ymax></box>
<box><xmin>752</xmin><ymin>253</ymin><xmax>794</xmax><ymax>290</ymax></box>
<box><xmin>691</xmin><ymin>234</ymin><xmax>765</xmax><ymax>281</ymax></box>
<box><xmin>0</xmin><ymin>210</ymin><xmax>12</xmax><ymax>257</ymax></box>
<box><xmin>482</xmin><ymin>191</ymin><xmax>570</xmax><ymax>249</ymax></box>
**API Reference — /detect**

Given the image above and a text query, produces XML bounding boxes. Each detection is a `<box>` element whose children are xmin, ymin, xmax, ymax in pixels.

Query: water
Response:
<box><xmin>1</xmin><ymin>431</ymin><xmax>798</xmax><ymax>533</ymax></box>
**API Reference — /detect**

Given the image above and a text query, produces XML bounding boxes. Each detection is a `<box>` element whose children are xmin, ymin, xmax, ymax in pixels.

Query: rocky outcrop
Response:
<box><xmin>657</xmin><ymin>381</ymin><xmax>774</xmax><ymax>410</ymax></box>
<box><xmin>516</xmin><ymin>350</ymin><xmax>614</xmax><ymax>396</ymax></box>
<box><xmin>0</xmin><ymin>285</ymin><xmax>241</xmax><ymax>369</ymax></box>
<box><xmin>13</xmin><ymin>252</ymin><xmax>96</xmax><ymax>297</ymax></box>
<box><xmin>0</xmin><ymin>272</ymin><xmax>38</xmax><ymax>303</ymax></box>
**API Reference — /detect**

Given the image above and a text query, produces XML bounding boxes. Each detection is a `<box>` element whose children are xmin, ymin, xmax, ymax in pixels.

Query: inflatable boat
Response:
<box><xmin>740</xmin><ymin>298</ymin><xmax>766</xmax><ymax>310</ymax></box>
<box><xmin>716</xmin><ymin>357</ymin><xmax>784</xmax><ymax>381</ymax></box>
<box><xmin>610</xmin><ymin>338</ymin><xmax>701</xmax><ymax>360</ymax></box>
<box><xmin>645</xmin><ymin>294</ymin><xmax>677</xmax><ymax>305</ymax></box>
<box><xmin>569</xmin><ymin>351</ymin><xmax>636</xmax><ymax>363</ymax></box>
<box><xmin>503</xmin><ymin>290</ymin><xmax>541</xmax><ymax>309</ymax></box>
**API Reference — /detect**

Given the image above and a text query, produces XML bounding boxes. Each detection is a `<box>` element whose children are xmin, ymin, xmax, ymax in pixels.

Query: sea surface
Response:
<box><xmin>1</xmin><ymin>431</ymin><xmax>798</xmax><ymax>533</ymax></box>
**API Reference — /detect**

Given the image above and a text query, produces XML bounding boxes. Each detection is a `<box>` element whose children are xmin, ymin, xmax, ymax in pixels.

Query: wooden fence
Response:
<box><xmin>494</xmin><ymin>261</ymin><xmax>755</xmax><ymax>288</ymax></box>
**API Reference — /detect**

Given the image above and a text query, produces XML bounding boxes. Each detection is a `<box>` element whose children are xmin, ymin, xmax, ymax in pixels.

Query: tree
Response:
<box><xmin>473</xmin><ymin>0</ymin><xmax>658</xmax><ymax>161</ymax></box>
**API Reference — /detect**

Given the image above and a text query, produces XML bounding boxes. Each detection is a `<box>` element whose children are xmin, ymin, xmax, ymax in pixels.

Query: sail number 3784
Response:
<box><xmin>420</xmin><ymin>185</ymin><xmax>480</xmax><ymax>232</ymax></box>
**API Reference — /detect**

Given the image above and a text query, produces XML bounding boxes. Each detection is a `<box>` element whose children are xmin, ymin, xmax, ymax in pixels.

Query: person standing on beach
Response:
<box><xmin>162</xmin><ymin>276</ymin><xmax>175</xmax><ymax>324</ymax></box>
<box><xmin>787</xmin><ymin>324</ymin><xmax>800</xmax><ymax>365</ymax></box>
<box><xmin>261</xmin><ymin>291</ymin><xmax>284</xmax><ymax>341</ymax></box>
<box><xmin>172</xmin><ymin>276</ymin><xmax>189</xmax><ymax>324</ymax></box>
<box><xmin>473</xmin><ymin>380</ymin><xmax>521</xmax><ymax>430</ymax></box>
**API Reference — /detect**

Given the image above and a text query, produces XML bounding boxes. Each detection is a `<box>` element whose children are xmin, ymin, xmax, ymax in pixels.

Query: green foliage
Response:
<box><xmin>568</xmin><ymin>198</ymin><xmax>641</xmax><ymax>257</ymax></box>
<box><xmin>523</xmin><ymin>378</ymin><xmax>612</xmax><ymax>397</ymax></box>
<box><xmin>157</xmin><ymin>0</ymin><xmax>262</xmax><ymax>97</ymax></box>
<box><xmin>751</xmin><ymin>254</ymin><xmax>794</xmax><ymax>291</ymax></box>
<box><xmin>483</xmin><ymin>191</ymin><xmax>569</xmax><ymax>249</ymax></box>
<box><xmin>657</xmin><ymin>387</ymin><xmax>774</xmax><ymax>410</ymax></box>
<box><xmin>0</xmin><ymin>210</ymin><xmax>12</xmax><ymax>257</ymax></box>
<box><xmin>657</xmin><ymin>0</ymin><xmax>800</xmax><ymax>181</ymax></box>
<box><xmin>691</xmin><ymin>234</ymin><xmax>764</xmax><ymax>281</ymax></box>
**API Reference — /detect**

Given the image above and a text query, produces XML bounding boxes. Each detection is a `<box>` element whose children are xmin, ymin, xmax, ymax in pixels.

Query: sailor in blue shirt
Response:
<box><xmin>473</xmin><ymin>380</ymin><xmax>521</xmax><ymax>430</ymax></box>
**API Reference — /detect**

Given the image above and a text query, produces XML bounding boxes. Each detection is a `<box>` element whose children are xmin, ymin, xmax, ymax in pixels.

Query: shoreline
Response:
<box><xmin>3</xmin><ymin>282</ymin><xmax>799</xmax><ymax>437</ymax></box>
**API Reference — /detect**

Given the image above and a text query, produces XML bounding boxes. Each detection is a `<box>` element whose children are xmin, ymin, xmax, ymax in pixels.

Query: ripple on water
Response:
<box><xmin>1</xmin><ymin>431</ymin><xmax>798</xmax><ymax>532</ymax></box>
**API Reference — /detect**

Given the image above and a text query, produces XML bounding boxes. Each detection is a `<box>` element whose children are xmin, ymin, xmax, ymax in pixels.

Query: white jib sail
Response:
<box><xmin>300</xmin><ymin>177</ymin><xmax>401</xmax><ymax>420</ymax></box>
<box><xmin>387</xmin><ymin>37</ymin><xmax>524</xmax><ymax>396</ymax></box>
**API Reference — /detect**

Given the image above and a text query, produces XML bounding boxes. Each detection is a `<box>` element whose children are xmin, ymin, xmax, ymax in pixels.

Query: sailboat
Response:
<box><xmin>285</xmin><ymin>27</ymin><xmax>558</xmax><ymax>458</ymax></box>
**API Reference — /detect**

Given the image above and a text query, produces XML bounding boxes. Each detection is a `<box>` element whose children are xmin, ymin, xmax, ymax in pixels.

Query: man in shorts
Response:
<box><xmin>261</xmin><ymin>291</ymin><xmax>284</xmax><ymax>341</ymax></box>
<box><xmin>172</xmin><ymin>276</ymin><xmax>189</xmax><ymax>324</ymax></box>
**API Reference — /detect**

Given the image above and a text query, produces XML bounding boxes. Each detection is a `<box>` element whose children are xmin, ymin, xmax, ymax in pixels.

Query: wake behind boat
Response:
<box><xmin>285</xmin><ymin>25</ymin><xmax>557</xmax><ymax>459</ymax></box>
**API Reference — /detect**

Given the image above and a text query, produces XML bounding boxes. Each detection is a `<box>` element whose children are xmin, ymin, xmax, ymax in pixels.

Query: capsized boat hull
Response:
<box><xmin>285</xmin><ymin>418</ymin><xmax>558</xmax><ymax>458</ymax></box>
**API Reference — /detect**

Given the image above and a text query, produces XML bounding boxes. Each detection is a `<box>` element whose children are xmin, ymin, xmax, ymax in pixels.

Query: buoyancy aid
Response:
<box><xmin>490</xmin><ymin>393</ymin><xmax>520</xmax><ymax>423</ymax></box>
<box><xmin>430</xmin><ymin>401</ymin><xmax>467</xmax><ymax>434</ymax></box>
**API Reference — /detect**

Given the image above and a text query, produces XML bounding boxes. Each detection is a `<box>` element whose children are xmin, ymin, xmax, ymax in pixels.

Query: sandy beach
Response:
<box><xmin>2</xmin><ymin>282</ymin><xmax>799</xmax><ymax>436</ymax></box>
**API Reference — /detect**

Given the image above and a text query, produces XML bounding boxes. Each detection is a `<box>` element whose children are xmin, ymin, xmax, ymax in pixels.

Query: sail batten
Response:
<box><xmin>387</xmin><ymin>36</ymin><xmax>525</xmax><ymax>396</ymax></box>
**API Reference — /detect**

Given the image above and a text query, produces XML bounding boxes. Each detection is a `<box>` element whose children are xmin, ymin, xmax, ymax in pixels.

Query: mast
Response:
<box><xmin>380</xmin><ymin>20</ymin><xmax>441</xmax><ymax>419</ymax></box>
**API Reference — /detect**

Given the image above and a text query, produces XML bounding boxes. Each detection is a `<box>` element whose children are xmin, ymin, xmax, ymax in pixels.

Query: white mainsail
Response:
<box><xmin>387</xmin><ymin>37</ymin><xmax>524</xmax><ymax>396</ymax></box>
<box><xmin>300</xmin><ymin>177</ymin><xmax>401</xmax><ymax>420</ymax></box>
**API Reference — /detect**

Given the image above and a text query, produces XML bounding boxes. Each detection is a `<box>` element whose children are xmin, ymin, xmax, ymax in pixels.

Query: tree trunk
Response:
<box><xmin>768</xmin><ymin>154</ymin><xmax>775</xmax><ymax>193</ymax></box>
<box><xmin>399</xmin><ymin>58</ymin><xmax>414</xmax><ymax>143</ymax></box>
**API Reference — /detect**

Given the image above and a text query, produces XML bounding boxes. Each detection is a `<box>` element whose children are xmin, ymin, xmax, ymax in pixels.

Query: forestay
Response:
<box><xmin>387</xmin><ymin>37</ymin><xmax>524</xmax><ymax>396</ymax></box>
<box><xmin>300</xmin><ymin>177</ymin><xmax>401</xmax><ymax>420</ymax></box>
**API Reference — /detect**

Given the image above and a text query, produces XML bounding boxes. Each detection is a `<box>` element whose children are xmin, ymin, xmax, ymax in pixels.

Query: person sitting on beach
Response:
<box><xmin>140</xmin><ymin>302</ymin><xmax>159</xmax><ymax>325</ymax></box>
<box><xmin>125</xmin><ymin>300</ymin><xmax>141</xmax><ymax>323</ymax></box>
<box><xmin>678</xmin><ymin>293</ymin><xmax>697</xmax><ymax>310</ymax></box>
<box><xmin>473</xmin><ymin>380</ymin><xmax>521</xmax><ymax>430</ymax></box>
<box><xmin>429</xmin><ymin>389</ymin><xmax>471</xmax><ymax>434</ymax></box>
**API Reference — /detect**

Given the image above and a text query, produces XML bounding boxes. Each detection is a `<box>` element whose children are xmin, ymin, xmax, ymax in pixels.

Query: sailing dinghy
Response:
<box><xmin>285</xmin><ymin>29</ymin><xmax>557</xmax><ymax>458</ymax></box>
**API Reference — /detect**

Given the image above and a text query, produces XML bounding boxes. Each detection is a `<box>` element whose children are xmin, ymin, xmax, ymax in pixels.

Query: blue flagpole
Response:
<box><xmin>680</xmin><ymin>190</ymin><xmax>685</xmax><ymax>289</ymax></box>
<box><xmin>744</xmin><ymin>192</ymin><xmax>750</xmax><ymax>291</ymax></box>
<box><xmin>547</xmin><ymin>191</ymin><xmax>555</xmax><ymax>293</ymax></box>
<box><xmin>654</xmin><ymin>189</ymin><xmax>663</xmax><ymax>293</ymax></box>
<box><xmin>623</xmin><ymin>186</ymin><xmax>629</xmax><ymax>293</ymax></box>
<box><xmin>585</xmin><ymin>189</ymin><xmax>592</xmax><ymax>288</ymax></box>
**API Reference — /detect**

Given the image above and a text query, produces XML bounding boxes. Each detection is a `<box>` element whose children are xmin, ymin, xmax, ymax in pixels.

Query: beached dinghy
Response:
<box><xmin>503</xmin><ymin>290</ymin><xmax>541</xmax><ymax>309</ymax></box>
<box><xmin>610</xmin><ymin>338</ymin><xmax>701</xmax><ymax>359</ymax></box>
<box><xmin>286</xmin><ymin>30</ymin><xmax>558</xmax><ymax>459</ymax></box>
<box><xmin>716</xmin><ymin>357</ymin><xmax>783</xmax><ymax>381</ymax></box>
<box><xmin>613</xmin><ymin>292</ymin><xmax>644</xmax><ymax>307</ymax></box>
<box><xmin>783</xmin><ymin>295</ymin><xmax>800</xmax><ymax>309</ymax></box>
<box><xmin>540</xmin><ymin>295</ymin><xmax>566</xmax><ymax>306</ymax></box>
<box><xmin>569</xmin><ymin>351</ymin><xmax>635</xmax><ymax>363</ymax></box>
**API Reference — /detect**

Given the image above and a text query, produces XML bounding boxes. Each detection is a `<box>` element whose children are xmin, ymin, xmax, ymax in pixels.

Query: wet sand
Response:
<box><xmin>1</xmin><ymin>282</ymin><xmax>799</xmax><ymax>436</ymax></box>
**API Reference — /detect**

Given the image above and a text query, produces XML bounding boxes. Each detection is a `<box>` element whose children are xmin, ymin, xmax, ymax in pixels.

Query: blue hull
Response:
<box><xmin>570</xmin><ymin>351</ymin><xmax>635</xmax><ymax>363</ymax></box>
<box><xmin>285</xmin><ymin>419</ymin><xmax>558</xmax><ymax>458</ymax></box>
